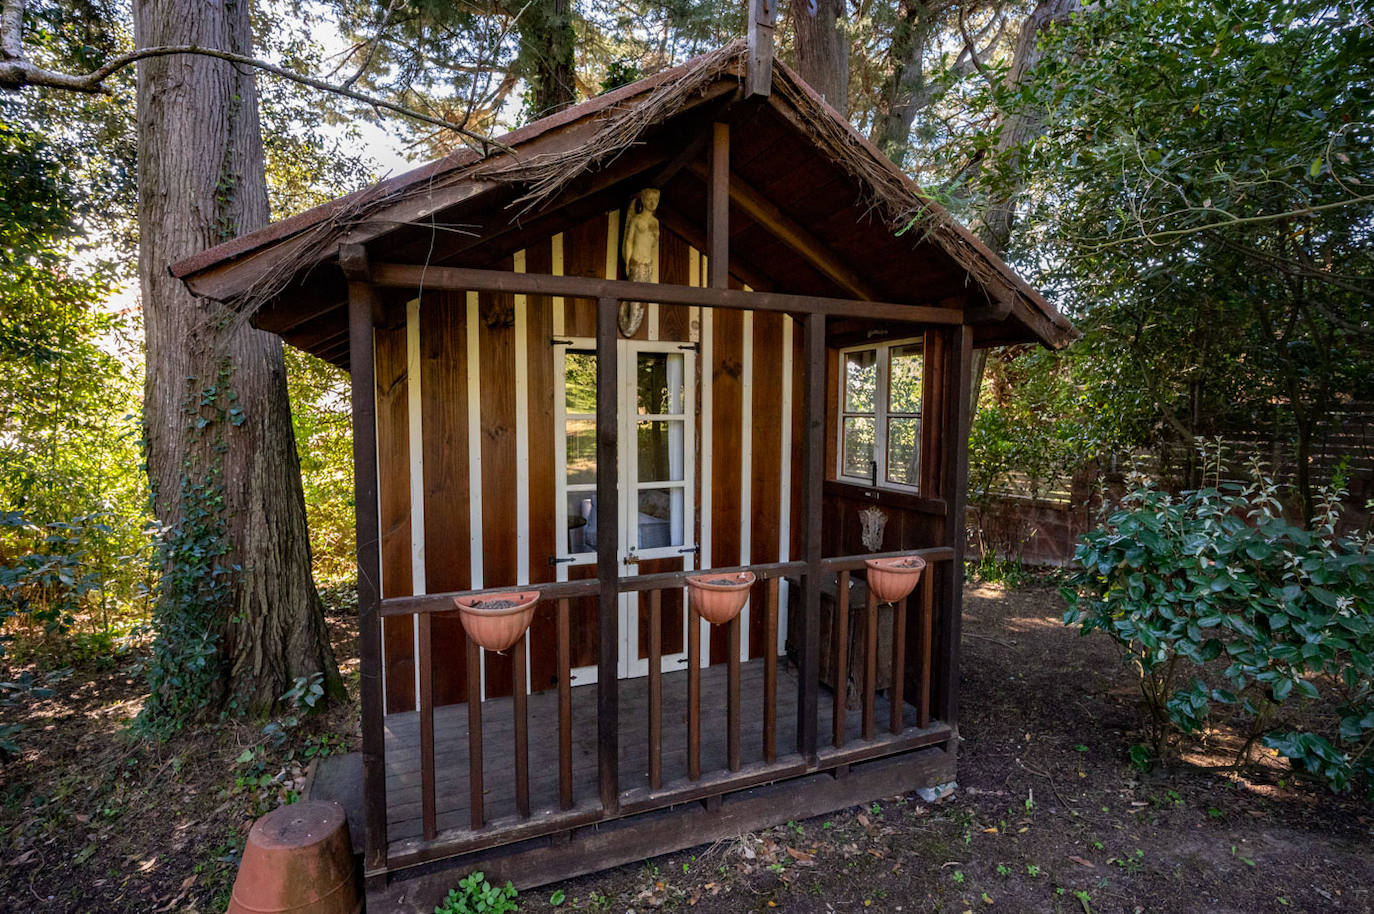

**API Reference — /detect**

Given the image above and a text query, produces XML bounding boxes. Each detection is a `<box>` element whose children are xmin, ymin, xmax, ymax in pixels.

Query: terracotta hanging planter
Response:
<box><xmin>453</xmin><ymin>591</ymin><xmax>540</xmax><ymax>652</ymax></box>
<box><xmin>864</xmin><ymin>554</ymin><xmax>927</xmax><ymax>603</ymax></box>
<box><xmin>686</xmin><ymin>571</ymin><xmax>756</xmax><ymax>625</ymax></box>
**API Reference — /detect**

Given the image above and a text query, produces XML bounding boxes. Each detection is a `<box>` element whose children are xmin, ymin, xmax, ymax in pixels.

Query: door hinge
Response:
<box><xmin>549</xmin><ymin>556</ymin><xmax>576</xmax><ymax>565</ymax></box>
<box><xmin>551</xmin><ymin>337</ymin><xmax>574</xmax><ymax>346</ymax></box>
<box><xmin>679</xmin><ymin>544</ymin><xmax>701</xmax><ymax>555</ymax></box>
<box><xmin>678</xmin><ymin>343</ymin><xmax>700</xmax><ymax>352</ymax></box>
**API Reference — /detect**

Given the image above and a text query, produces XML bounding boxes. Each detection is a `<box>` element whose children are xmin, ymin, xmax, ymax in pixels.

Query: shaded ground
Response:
<box><xmin>2</xmin><ymin>580</ymin><xmax>1371</xmax><ymax>912</ymax></box>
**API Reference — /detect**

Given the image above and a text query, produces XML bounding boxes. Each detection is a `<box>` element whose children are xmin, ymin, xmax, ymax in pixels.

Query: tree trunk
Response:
<box><xmin>969</xmin><ymin>0</ymin><xmax>1081</xmax><ymax>417</ymax></box>
<box><xmin>789</xmin><ymin>0</ymin><xmax>849</xmax><ymax>115</ymax></box>
<box><xmin>520</xmin><ymin>0</ymin><xmax>577</xmax><ymax>118</ymax></box>
<box><xmin>869</xmin><ymin>0</ymin><xmax>937</xmax><ymax>164</ymax></box>
<box><xmin>135</xmin><ymin>0</ymin><xmax>342</xmax><ymax>717</ymax></box>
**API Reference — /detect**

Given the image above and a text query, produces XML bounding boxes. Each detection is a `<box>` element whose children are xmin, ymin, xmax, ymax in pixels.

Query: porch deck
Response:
<box><xmin>382</xmin><ymin>656</ymin><xmax>927</xmax><ymax>848</ymax></box>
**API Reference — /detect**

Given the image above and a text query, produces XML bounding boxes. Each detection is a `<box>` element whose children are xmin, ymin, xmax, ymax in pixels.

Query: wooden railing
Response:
<box><xmin>377</xmin><ymin>547</ymin><xmax>952</xmax><ymax>867</ymax></box>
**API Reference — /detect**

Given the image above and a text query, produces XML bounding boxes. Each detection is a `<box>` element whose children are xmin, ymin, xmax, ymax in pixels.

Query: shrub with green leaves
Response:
<box><xmin>1062</xmin><ymin>458</ymin><xmax>1373</xmax><ymax>798</ymax></box>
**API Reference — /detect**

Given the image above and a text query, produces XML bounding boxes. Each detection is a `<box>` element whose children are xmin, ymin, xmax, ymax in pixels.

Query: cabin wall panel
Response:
<box><xmin>563</xmin><ymin>214</ymin><xmax>607</xmax><ymax>337</ymax></box>
<box><xmin>420</xmin><ymin>290</ymin><xmax>471</xmax><ymax>706</ymax></box>
<box><xmin>748</xmin><ymin>310</ymin><xmax>784</xmax><ymax>657</ymax></box>
<box><xmin>708</xmin><ymin>307</ymin><xmax>744</xmax><ymax>664</ymax></box>
<box><xmin>525</xmin><ymin>241</ymin><xmax>561</xmax><ymax>691</ymax></box>
<box><xmin>376</xmin><ymin>312</ymin><xmax>416</xmax><ymax>714</ymax></box>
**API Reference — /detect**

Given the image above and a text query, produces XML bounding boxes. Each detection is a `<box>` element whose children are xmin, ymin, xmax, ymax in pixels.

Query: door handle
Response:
<box><xmin>623</xmin><ymin>554</ymin><xmax>640</xmax><ymax>566</ymax></box>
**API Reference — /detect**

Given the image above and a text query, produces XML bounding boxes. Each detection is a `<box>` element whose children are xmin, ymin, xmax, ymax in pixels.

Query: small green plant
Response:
<box><xmin>1026</xmin><ymin>864</ymin><xmax>1041</xmax><ymax>877</ymax></box>
<box><xmin>434</xmin><ymin>870</ymin><xmax>517</xmax><ymax>914</ymax></box>
<box><xmin>996</xmin><ymin>863</ymin><xmax>1011</xmax><ymax>876</ymax></box>
<box><xmin>547</xmin><ymin>888</ymin><xmax>565</xmax><ymax>906</ymax></box>
<box><xmin>951</xmin><ymin>870</ymin><xmax>965</xmax><ymax>884</ymax></box>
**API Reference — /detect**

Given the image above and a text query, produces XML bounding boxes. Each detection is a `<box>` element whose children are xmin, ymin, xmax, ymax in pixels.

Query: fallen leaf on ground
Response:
<box><xmin>1069</xmin><ymin>855</ymin><xmax>1096</xmax><ymax>868</ymax></box>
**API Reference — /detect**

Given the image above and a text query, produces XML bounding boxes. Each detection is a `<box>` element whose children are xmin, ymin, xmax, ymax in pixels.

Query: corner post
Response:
<box><xmin>937</xmin><ymin>324</ymin><xmax>973</xmax><ymax>730</ymax></box>
<box><xmin>747</xmin><ymin>0</ymin><xmax>778</xmax><ymax>98</ymax></box>
<box><xmin>342</xmin><ymin>243</ymin><xmax>388</xmax><ymax>878</ymax></box>
<box><xmin>797</xmin><ymin>311</ymin><xmax>826</xmax><ymax>763</ymax></box>
<box><xmin>708</xmin><ymin>122</ymin><xmax>729</xmax><ymax>290</ymax></box>
<box><xmin>595</xmin><ymin>296</ymin><xmax>620</xmax><ymax>813</ymax></box>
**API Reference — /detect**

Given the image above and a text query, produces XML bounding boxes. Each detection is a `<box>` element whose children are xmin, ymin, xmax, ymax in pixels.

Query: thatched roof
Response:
<box><xmin>171</xmin><ymin>40</ymin><xmax>1074</xmax><ymax>359</ymax></box>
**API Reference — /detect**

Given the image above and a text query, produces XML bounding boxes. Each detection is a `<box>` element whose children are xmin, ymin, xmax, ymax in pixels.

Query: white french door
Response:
<box><xmin>554</xmin><ymin>337</ymin><xmax>697</xmax><ymax>681</ymax></box>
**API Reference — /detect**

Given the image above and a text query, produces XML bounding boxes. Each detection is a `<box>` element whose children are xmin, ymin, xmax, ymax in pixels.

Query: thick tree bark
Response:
<box><xmin>135</xmin><ymin>0</ymin><xmax>342</xmax><ymax>714</ymax></box>
<box><xmin>789</xmin><ymin>0</ymin><xmax>849</xmax><ymax>115</ymax></box>
<box><xmin>869</xmin><ymin>0</ymin><xmax>939</xmax><ymax>163</ymax></box>
<box><xmin>519</xmin><ymin>0</ymin><xmax>576</xmax><ymax>117</ymax></box>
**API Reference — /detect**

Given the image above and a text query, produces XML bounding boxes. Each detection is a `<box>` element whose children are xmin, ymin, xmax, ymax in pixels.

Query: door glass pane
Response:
<box><xmin>564</xmin><ymin>351</ymin><xmax>597</xmax><ymax>413</ymax></box>
<box><xmin>565</xmin><ymin>418</ymin><xmax>596</xmax><ymax>484</ymax></box>
<box><xmin>889</xmin><ymin>343</ymin><xmax>923</xmax><ymax>413</ymax></box>
<box><xmin>637</xmin><ymin>420</ymin><xmax>684</xmax><ymax>482</ymax></box>
<box><xmin>842</xmin><ymin>416</ymin><xmax>875</xmax><ymax>478</ymax></box>
<box><xmin>637</xmin><ymin>487</ymin><xmax>684</xmax><ymax>548</ymax></box>
<box><xmin>566</xmin><ymin>491</ymin><xmax>596</xmax><ymax>553</ymax></box>
<box><xmin>844</xmin><ymin>349</ymin><xmax>877</xmax><ymax>412</ymax></box>
<box><xmin>887</xmin><ymin>417</ymin><xmax>920</xmax><ymax>486</ymax></box>
<box><xmin>637</xmin><ymin>352</ymin><xmax>684</xmax><ymax>415</ymax></box>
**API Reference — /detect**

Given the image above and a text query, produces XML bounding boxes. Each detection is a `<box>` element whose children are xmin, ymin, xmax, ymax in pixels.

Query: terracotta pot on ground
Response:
<box><xmin>228</xmin><ymin>800</ymin><xmax>359</xmax><ymax>914</ymax></box>
<box><xmin>686</xmin><ymin>571</ymin><xmax>756</xmax><ymax>624</ymax></box>
<box><xmin>864</xmin><ymin>554</ymin><xmax>927</xmax><ymax>603</ymax></box>
<box><xmin>453</xmin><ymin>591</ymin><xmax>540</xmax><ymax>652</ymax></box>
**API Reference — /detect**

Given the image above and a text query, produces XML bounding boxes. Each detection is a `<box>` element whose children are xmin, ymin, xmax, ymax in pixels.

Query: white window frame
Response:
<box><xmin>836</xmin><ymin>338</ymin><xmax>924</xmax><ymax>494</ymax></box>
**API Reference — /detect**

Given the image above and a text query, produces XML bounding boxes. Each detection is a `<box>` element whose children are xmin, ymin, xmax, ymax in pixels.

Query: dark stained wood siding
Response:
<box><xmin>376</xmin><ymin>309</ymin><xmax>415</xmax><ymax>714</ymax></box>
<box><xmin>420</xmin><ymin>291</ymin><xmax>470</xmax><ymax>706</ymax></box>
<box><xmin>563</xmin><ymin>215</ymin><xmax>608</xmax><ymax>337</ymax></box>
<box><xmin>748</xmin><ymin>310</ymin><xmax>784</xmax><ymax>657</ymax></box>
<box><xmin>708</xmin><ymin>307</ymin><xmax>743</xmax><ymax>664</ymax></box>
<box><xmin>525</xmin><ymin>241</ymin><xmax>561</xmax><ymax>691</ymax></box>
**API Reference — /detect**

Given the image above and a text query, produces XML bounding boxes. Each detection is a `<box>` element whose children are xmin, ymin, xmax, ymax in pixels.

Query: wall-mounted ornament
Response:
<box><xmin>619</xmin><ymin>187</ymin><xmax>661</xmax><ymax>337</ymax></box>
<box><xmin>859</xmin><ymin>505</ymin><xmax>888</xmax><ymax>553</ymax></box>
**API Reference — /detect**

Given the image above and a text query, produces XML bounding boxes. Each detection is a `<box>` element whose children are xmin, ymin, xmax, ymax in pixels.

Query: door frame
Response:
<box><xmin>553</xmin><ymin>336</ymin><xmax>698</xmax><ymax>683</ymax></box>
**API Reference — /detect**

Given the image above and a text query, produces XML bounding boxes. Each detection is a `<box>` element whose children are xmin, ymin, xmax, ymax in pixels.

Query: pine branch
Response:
<box><xmin>0</xmin><ymin>0</ymin><xmax>504</xmax><ymax>152</ymax></box>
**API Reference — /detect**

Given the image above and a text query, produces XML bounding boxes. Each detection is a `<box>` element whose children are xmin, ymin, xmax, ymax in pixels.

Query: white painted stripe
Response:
<box><xmin>778</xmin><ymin>317</ymin><xmax>794</xmax><ymax>656</ymax></box>
<box><xmin>552</xmin><ymin>233</ymin><xmax>566</xmax><ymax>336</ymax></box>
<box><xmin>406</xmin><ymin>299</ymin><xmax>427</xmax><ymax>704</ymax></box>
<box><xmin>605</xmin><ymin>210</ymin><xmax>619</xmax><ymax>284</ymax></box>
<box><xmin>513</xmin><ymin>250</ymin><xmax>533</xmax><ymax>692</ymax></box>
<box><xmin>688</xmin><ymin>250</ymin><xmax>700</xmax><ymax>342</ymax></box>
<box><xmin>465</xmin><ymin>290</ymin><xmax>485</xmax><ymax>701</ymax></box>
<box><xmin>738</xmin><ymin>308</ymin><xmax>754</xmax><ymax>662</ymax></box>
<box><xmin>697</xmin><ymin>252</ymin><xmax>713</xmax><ymax>663</ymax></box>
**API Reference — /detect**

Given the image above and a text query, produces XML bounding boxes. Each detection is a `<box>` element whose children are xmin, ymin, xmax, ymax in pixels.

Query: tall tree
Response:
<box><xmin>788</xmin><ymin>0</ymin><xmax>849</xmax><ymax>113</ymax></box>
<box><xmin>132</xmin><ymin>0</ymin><xmax>342</xmax><ymax>717</ymax></box>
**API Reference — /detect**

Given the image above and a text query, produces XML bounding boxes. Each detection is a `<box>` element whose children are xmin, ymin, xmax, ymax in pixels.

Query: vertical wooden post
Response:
<box><xmin>832</xmin><ymin>570</ymin><xmax>849</xmax><ymax>749</ymax></box>
<box><xmin>557</xmin><ymin>598</ymin><xmax>573</xmax><ymax>809</ymax></box>
<box><xmin>418</xmin><ymin>614</ymin><xmax>436</xmax><ymax>840</ymax></box>
<box><xmin>708</xmin><ymin>123</ymin><xmax>729</xmax><ymax>290</ymax></box>
<box><xmin>918</xmin><ymin>571</ymin><xmax>933</xmax><ymax>728</ymax></box>
<box><xmin>595</xmin><ymin>296</ymin><xmax>620</xmax><ymax>813</ymax></box>
<box><xmin>648</xmin><ymin>590</ymin><xmax>663</xmax><ymax>790</ymax></box>
<box><xmin>466</xmin><ymin>638</ymin><xmax>484</xmax><ymax>830</ymax></box>
<box><xmin>890</xmin><ymin>595</ymin><xmax>906</xmax><ymax>734</ymax></box>
<box><xmin>513</xmin><ymin>631</ymin><xmax>529</xmax><ymax>818</ymax></box>
<box><xmin>862</xmin><ymin>589</ymin><xmax>878</xmax><ymax>741</ymax></box>
<box><xmin>727</xmin><ymin>614</ymin><xmax>741</xmax><ymax>771</ymax></box>
<box><xmin>746</xmin><ymin>0</ymin><xmax>778</xmax><ymax>98</ymax></box>
<box><xmin>937</xmin><ymin>325</ymin><xmax>973</xmax><ymax>730</ymax></box>
<box><xmin>797</xmin><ymin>311</ymin><xmax>826</xmax><ymax>762</ymax></box>
<box><xmin>344</xmin><ymin>248</ymin><xmax>388</xmax><ymax>874</ymax></box>
<box><xmin>763</xmin><ymin>577</ymin><xmax>778</xmax><ymax>764</ymax></box>
<box><xmin>688</xmin><ymin>605</ymin><xmax>701</xmax><ymax>780</ymax></box>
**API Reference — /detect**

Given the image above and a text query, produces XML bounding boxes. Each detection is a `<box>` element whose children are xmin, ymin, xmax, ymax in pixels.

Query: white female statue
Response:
<box><xmin>619</xmin><ymin>187</ymin><xmax>661</xmax><ymax>336</ymax></box>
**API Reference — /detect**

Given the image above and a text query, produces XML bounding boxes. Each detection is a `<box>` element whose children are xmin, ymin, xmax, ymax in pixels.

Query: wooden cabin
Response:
<box><xmin>172</xmin><ymin>39</ymin><xmax>1073</xmax><ymax>910</ymax></box>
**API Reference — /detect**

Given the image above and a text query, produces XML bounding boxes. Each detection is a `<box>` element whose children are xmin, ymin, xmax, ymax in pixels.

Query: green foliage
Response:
<box><xmin>435</xmin><ymin>871</ymin><xmax>518</xmax><ymax>914</ymax></box>
<box><xmin>1062</xmin><ymin>453</ymin><xmax>1374</xmax><ymax>798</ymax></box>
<box><xmin>0</xmin><ymin>512</ymin><xmax>109</xmax><ymax>650</ymax></box>
<box><xmin>284</xmin><ymin>348</ymin><xmax>356</xmax><ymax>586</ymax></box>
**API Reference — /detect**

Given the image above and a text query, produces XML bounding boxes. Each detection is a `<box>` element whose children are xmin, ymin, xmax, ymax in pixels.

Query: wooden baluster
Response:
<box><xmin>513</xmin><ymin>631</ymin><xmax>529</xmax><ymax>819</ymax></box>
<box><xmin>833</xmin><ymin>570</ymin><xmax>849</xmax><ymax>748</ymax></box>
<box><xmin>419</xmin><ymin>613</ymin><xmax>436</xmax><ymax>840</ymax></box>
<box><xmin>863</xmin><ymin>587</ymin><xmax>878</xmax><ymax>741</ymax></box>
<box><xmin>688</xmin><ymin>605</ymin><xmax>701</xmax><ymax>780</ymax></box>
<box><xmin>558</xmin><ymin>598</ymin><xmax>573</xmax><ymax>809</ymax></box>
<box><xmin>763</xmin><ymin>577</ymin><xmax>779</xmax><ymax>764</ymax></box>
<box><xmin>890</xmin><ymin>595</ymin><xmax>906</xmax><ymax>734</ymax></box>
<box><xmin>919</xmin><ymin>569</ymin><xmax>934</xmax><ymax>728</ymax></box>
<box><xmin>728</xmin><ymin>612</ymin><xmax>741</xmax><ymax>772</ymax></box>
<box><xmin>649</xmin><ymin>590</ymin><xmax>663</xmax><ymax>790</ymax></box>
<box><xmin>466</xmin><ymin>637</ymin><xmax>484</xmax><ymax>830</ymax></box>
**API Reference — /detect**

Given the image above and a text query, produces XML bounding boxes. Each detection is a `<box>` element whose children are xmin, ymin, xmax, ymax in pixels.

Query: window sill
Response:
<box><xmin>824</xmin><ymin>479</ymin><xmax>948</xmax><ymax>516</ymax></box>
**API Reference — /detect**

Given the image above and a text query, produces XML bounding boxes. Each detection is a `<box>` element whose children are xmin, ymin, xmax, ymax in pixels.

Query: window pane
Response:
<box><xmin>638</xmin><ymin>420</ymin><xmax>684</xmax><ymax>482</ymax></box>
<box><xmin>887</xmin><ymin>417</ymin><xmax>920</xmax><ymax>487</ymax></box>
<box><xmin>638</xmin><ymin>488</ymin><xmax>684</xmax><ymax>548</ymax></box>
<box><xmin>567</xmin><ymin>492</ymin><xmax>596</xmax><ymax>553</ymax></box>
<box><xmin>565</xmin><ymin>418</ymin><xmax>596</xmax><ymax>484</ymax></box>
<box><xmin>844</xmin><ymin>349</ymin><xmax>877</xmax><ymax>413</ymax></box>
<box><xmin>564</xmin><ymin>351</ymin><xmax>597</xmax><ymax>413</ymax></box>
<box><xmin>637</xmin><ymin>352</ymin><xmax>684</xmax><ymax>415</ymax></box>
<box><xmin>842</xmin><ymin>416</ymin><xmax>875</xmax><ymax>478</ymax></box>
<box><xmin>889</xmin><ymin>343</ymin><xmax>923</xmax><ymax>414</ymax></box>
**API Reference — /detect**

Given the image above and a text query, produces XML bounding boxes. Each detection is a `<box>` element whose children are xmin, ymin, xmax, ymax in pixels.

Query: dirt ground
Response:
<box><xmin>2</xmin><ymin>580</ymin><xmax>1371</xmax><ymax>913</ymax></box>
